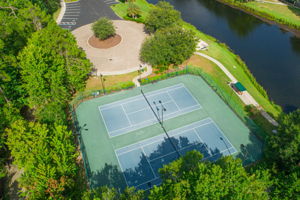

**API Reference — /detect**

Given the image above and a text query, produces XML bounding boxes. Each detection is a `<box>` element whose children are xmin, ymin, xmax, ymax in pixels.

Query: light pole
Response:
<box><xmin>159</xmin><ymin>100</ymin><xmax>166</xmax><ymax>126</ymax></box>
<box><xmin>138</xmin><ymin>64</ymin><xmax>143</xmax><ymax>84</ymax></box>
<box><xmin>100</xmin><ymin>73</ymin><xmax>105</xmax><ymax>95</ymax></box>
<box><xmin>150</xmin><ymin>98</ymin><xmax>180</xmax><ymax>158</ymax></box>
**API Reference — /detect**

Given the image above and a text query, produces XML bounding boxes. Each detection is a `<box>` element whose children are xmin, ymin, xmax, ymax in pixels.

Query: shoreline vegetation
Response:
<box><xmin>111</xmin><ymin>0</ymin><xmax>281</xmax><ymax>118</ymax></box>
<box><xmin>216</xmin><ymin>0</ymin><xmax>300</xmax><ymax>36</ymax></box>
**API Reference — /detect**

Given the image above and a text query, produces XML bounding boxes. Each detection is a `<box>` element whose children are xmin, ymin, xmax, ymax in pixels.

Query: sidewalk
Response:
<box><xmin>195</xmin><ymin>52</ymin><xmax>278</xmax><ymax>126</ymax></box>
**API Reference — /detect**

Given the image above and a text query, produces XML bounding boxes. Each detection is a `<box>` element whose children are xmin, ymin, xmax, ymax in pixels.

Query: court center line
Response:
<box><xmin>105</xmin><ymin>96</ymin><xmax>201</xmax><ymax>136</ymax></box>
<box><xmin>133</xmin><ymin>177</ymin><xmax>160</xmax><ymax>189</ymax></box>
<box><xmin>166</xmin><ymin>90</ymin><xmax>181</xmax><ymax>111</ymax></box>
<box><xmin>99</xmin><ymin>83</ymin><xmax>184</xmax><ymax>110</ymax></box>
<box><xmin>116</xmin><ymin>121</ymin><xmax>214</xmax><ymax>156</ymax></box>
<box><xmin>125</xmin><ymin>99</ymin><xmax>173</xmax><ymax>115</ymax></box>
<box><xmin>141</xmin><ymin>148</ymin><xmax>157</xmax><ymax>179</ymax></box>
<box><xmin>193</xmin><ymin>128</ymin><xmax>212</xmax><ymax>154</ymax></box>
<box><xmin>121</xmin><ymin>104</ymin><xmax>133</xmax><ymax>126</ymax></box>
<box><xmin>118</xmin><ymin>143</ymin><xmax>237</xmax><ymax>188</ymax></box>
<box><xmin>109</xmin><ymin>105</ymin><xmax>201</xmax><ymax>137</ymax></box>
<box><xmin>113</xmin><ymin>150</ymin><xmax>130</xmax><ymax>187</ymax></box>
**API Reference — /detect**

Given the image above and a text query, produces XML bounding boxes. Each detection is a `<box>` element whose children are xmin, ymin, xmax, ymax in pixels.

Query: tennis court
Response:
<box><xmin>115</xmin><ymin>118</ymin><xmax>237</xmax><ymax>190</ymax></box>
<box><xmin>99</xmin><ymin>84</ymin><xmax>201</xmax><ymax>137</ymax></box>
<box><xmin>75</xmin><ymin>75</ymin><xmax>263</xmax><ymax>190</ymax></box>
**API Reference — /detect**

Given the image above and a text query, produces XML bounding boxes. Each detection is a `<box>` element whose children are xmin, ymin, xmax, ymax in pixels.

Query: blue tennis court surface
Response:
<box><xmin>99</xmin><ymin>84</ymin><xmax>201</xmax><ymax>137</ymax></box>
<box><xmin>115</xmin><ymin>118</ymin><xmax>237</xmax><ymax>190</ymax></box>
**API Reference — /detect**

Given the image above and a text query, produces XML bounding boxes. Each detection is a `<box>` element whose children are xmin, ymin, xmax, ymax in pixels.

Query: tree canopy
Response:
<box><xmin>6</xmin><ymin>120</ymin><xmax>78</xmax><ymax>199</ymax></box>
<box><xmin>266</xmin><ymin>109</ymin><xmax>300</xmax><ymax>171</ymax></box>
<box><xmin>140</xmin><ymin>26</ymin><xmax>197</xmax><ymax>66</ymax></box>
<box><xmin>145</xmin><ymin>1</ymin><xmax>181</xmax><ymax>33</ymax></box>
<box><xmin>18</xmin><ymin>23</ymin><xmax>91</xmax><ymax>123</ymax></box>
<box><xmin>148</xmin><ymin>151</ymin><xmax>271</xmax><ymax>200</ymax></box>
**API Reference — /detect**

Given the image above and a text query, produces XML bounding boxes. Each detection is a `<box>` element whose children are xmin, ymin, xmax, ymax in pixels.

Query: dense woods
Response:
<box><xmin>0</xmin><ymin>0</ymin><xmax>91</xmax><ymax>199</ymax></box>
<box><xmin>0</xmin><ymin>0</ymin><xmax>299</xmax><ymax>199</ymax></box>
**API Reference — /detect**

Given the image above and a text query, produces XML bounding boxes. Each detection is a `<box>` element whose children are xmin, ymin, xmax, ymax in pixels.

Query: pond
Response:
<box><xmin>148</xmin><ymin>0</ymin><xmax>300</xmax><ymax>112</ymax></box>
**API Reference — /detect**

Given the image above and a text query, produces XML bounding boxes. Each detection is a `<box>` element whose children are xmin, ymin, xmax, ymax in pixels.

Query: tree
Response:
<box><xmin>18</xmin><ymin>22</ymin><xmax>91</xmax><ymax>123</ymax></box>
<box><xmin>6</xmin><ymin>120</ymin><xmax>78</xmax><ymax>199</ymax></box>
<box><xmin>92</xmin><ymin>17</ymin><xmax>116</xmax><ymax>40</ymax></box>
<box><xmin>29</xmin><ymin>0</ymin><xmax>60</xmax><ymax>14</ymax></box>
<box><xmin>266</xmin><ymin>109</ymin><xmax>300</xmax><ymax>171</ymax></box>
<box><xmin>145</xmin><ymin>1</ymin><xmax>181</xmax><ymax>33</ymax></box>
<box><xmin>148</xmin><ymin>151</ymin><xmax>271</xmax><ymax>200</ymax></box>
<box><xmin>127</xmin><ymin>3</ymin><xmax>141</xmax><ymax>19</ymax></box>
<box><xmin>140</xmin><ymin>26</ymin><xmax>197</xmax><ymax>66</ymax></box>
<box><xmin>82</xmin><ymin>186</ymin><xmax>144</xmax><ymax>200</ymax></box>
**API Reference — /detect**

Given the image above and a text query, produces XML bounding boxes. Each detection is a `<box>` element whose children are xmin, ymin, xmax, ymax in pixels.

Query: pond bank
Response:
<box><xmin>216</xmin><ymin>0</ymin><xmax>300</xmax><ymax>36</ymax></box>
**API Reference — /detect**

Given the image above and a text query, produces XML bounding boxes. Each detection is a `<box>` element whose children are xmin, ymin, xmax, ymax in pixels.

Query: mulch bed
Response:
<box><xmin>88</xmin><ymin>34</ymin><xmax>121</xmax><ymax>49</ymax></box>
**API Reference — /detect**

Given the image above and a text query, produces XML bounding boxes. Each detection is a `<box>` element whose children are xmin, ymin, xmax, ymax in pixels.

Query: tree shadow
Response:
<box><xmin>118</xmin><ymin>135</ymin><xmax>223</xmax><ymax>190</ymax></box>
<box><xmin>235</xmin><ymin>117</ymin><xmax>264</xmax><ymax>165</ymax></box>
<box><xmin>290</xmin><ymin>36</ymin><xmax>300</xmax><ymax>56</ymax></box>
<box><xmin>89</xmin><ymin>164</ymin><xmax>126</xmax><ymax>190</ymax></box>
<box><xmin>196</xmin><ymin>0</ymin><xmax>262</xmax><ymax>37</ymax></box>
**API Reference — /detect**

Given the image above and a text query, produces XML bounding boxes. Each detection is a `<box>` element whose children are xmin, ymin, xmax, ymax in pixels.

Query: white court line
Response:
<box><xmin>125</xmin><ymin>99</ymin><xmax>173</xmax><ymax>115</ymax></box>
<box><xmin>116</xmin><ymin>120</ymin><xmax>214</xmax><ymax>156</ymax></box>
<box><xmin>167</xmin><ymin>90</ymin><xmax>181</xmax><ymax>111</ymax></box>
<box><xmin>141</xmin><ymin>148</ymin><xmax>157</xmax><ymax>179</ymax></box>
<box><xmin>134</xmin><ymin>177</ymin><xmax>160</xmax><ymax>189</ymax></box>
<box><xmin>114</xmin><ymin>150</ymin><xmax>130</xmax><ymax>186</ymax></box>
<box><xmin>210</xmin><ymin>120</ymin><xmax>237</xmax><ymax>152</ymax></box>
<box><xmin>99</xmin><ymin>83</ymin><xmax>184</xmax><ymax>110</ymax></box>
<box><xmin>116</xmin><ymin>131</ymin><xmax>237</xmax><ymax>188</ymax></box>
<box><xmin>121</xmin><ymin>104</ymin><xmax>133</xmax><ymax>126</ymax></box>
<box><xmin>108</xmin><ymin>103</ymin><xmax>200</xmax><ymax>137</ymax></box>
<box><xmin>98</xmin><ymin>107</ymin><xmax>110</xmax><ymax>138</ymax></box>
<box><xmin>99</xmin><ymin>83</ymin><xmax>202</xmax><ymax>137</ymax></box>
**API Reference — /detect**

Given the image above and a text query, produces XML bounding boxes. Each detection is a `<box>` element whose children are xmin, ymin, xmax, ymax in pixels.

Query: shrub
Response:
<box><xmin>92</xmin><ymin>17</ymin><xmax>116</xmax><ymax>40</ymax></box>
<box><xmin>127</xmin><ymin>3</ymin><xmax>141</xmax><ymax>19</ymax></box>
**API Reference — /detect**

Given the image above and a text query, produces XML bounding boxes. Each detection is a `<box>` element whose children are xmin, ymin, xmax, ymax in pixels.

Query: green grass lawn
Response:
<box><xmin>111</xmin><ymin>0</ymin><xmax>281</xmax><ymax>117</ymax></box>
<box><xmin>219</xmin><ymin>0</ymin><xmax>300</xmax><ymax>30</ymax></box>
<box><xmin>183</xmin><ymin>22</ymin><xmax>281</xmax><ymax>116</ymax></box>
<box><xmin>246</xmin><ymin>2</ymin><xmax>300</xmax><ymax>28</ymax></box>
<box><xmin>53</xmin><ymin>7</ymin><xmax>61</xmax><ymax>21</ymax></box>
<box><xmin>111</xmin><ymin>0</ymin><xmax>154</xmax><ymax>22</ymax></box>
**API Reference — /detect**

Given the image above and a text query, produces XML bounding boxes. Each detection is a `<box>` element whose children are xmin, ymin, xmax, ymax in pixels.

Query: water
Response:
<box><xmin>148</xmin><ymin>0</ymin><xmax>300</xmax><ymax>112</ymax></box>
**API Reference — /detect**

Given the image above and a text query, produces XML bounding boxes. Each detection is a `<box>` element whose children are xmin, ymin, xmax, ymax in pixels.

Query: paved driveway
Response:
<box><xmin>60</xmin><ymin>0</ymin><xmax>120</xmax><ymax>31</ymax></box>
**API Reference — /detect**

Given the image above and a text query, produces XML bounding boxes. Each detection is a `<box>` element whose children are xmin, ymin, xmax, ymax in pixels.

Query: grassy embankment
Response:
<box><xmin>111</xmin><ymin>0</ymin><xmax>281</xmax><ymax>120</ymax></box>
<box><xmin>53</xmin><ymin>7</ymin><xmax>61</xmax><ymax>20</ymax></box>
<box><xmin>218</xmin><ymin>0</ymin><xmax>300</xmax><ymax>31</ymax></box>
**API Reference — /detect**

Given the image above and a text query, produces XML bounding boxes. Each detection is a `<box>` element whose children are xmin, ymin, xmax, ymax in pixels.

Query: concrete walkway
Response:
<box><xmin>72</xmin><ymin>20</ymin><xmax>148</xmax><ymax>75</ymax></box>
<box><xmin>132</xmin><ymin>64</ymin><xmax>153</xmax><ymax>87</ymax></box>
<box><xmin>195</xmin><ymin>52</ymin><xmax>278</xmax><ymax>126</ymax></box>
<box><xmin>56</xmin><ymin>0</ymin><xmax>66</xmax><ymax>24</ymax></box>
<box><xmin>256</xmin><ymin>0</ymin><xmax>286</xmax><ymax>5</ymax></box>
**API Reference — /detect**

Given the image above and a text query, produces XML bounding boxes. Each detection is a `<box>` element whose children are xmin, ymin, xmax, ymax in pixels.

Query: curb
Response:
<box><xmin>56</xmin><ymin>0</ymin><xmax>66</xmax><ymax>24</ymax></box>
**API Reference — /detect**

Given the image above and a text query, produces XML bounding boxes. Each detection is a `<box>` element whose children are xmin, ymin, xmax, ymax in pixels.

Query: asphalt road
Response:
<box><xmin>59</xmin><ymin>0</ymin><xmax>120</xmax><ymax>31</ymax></box>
